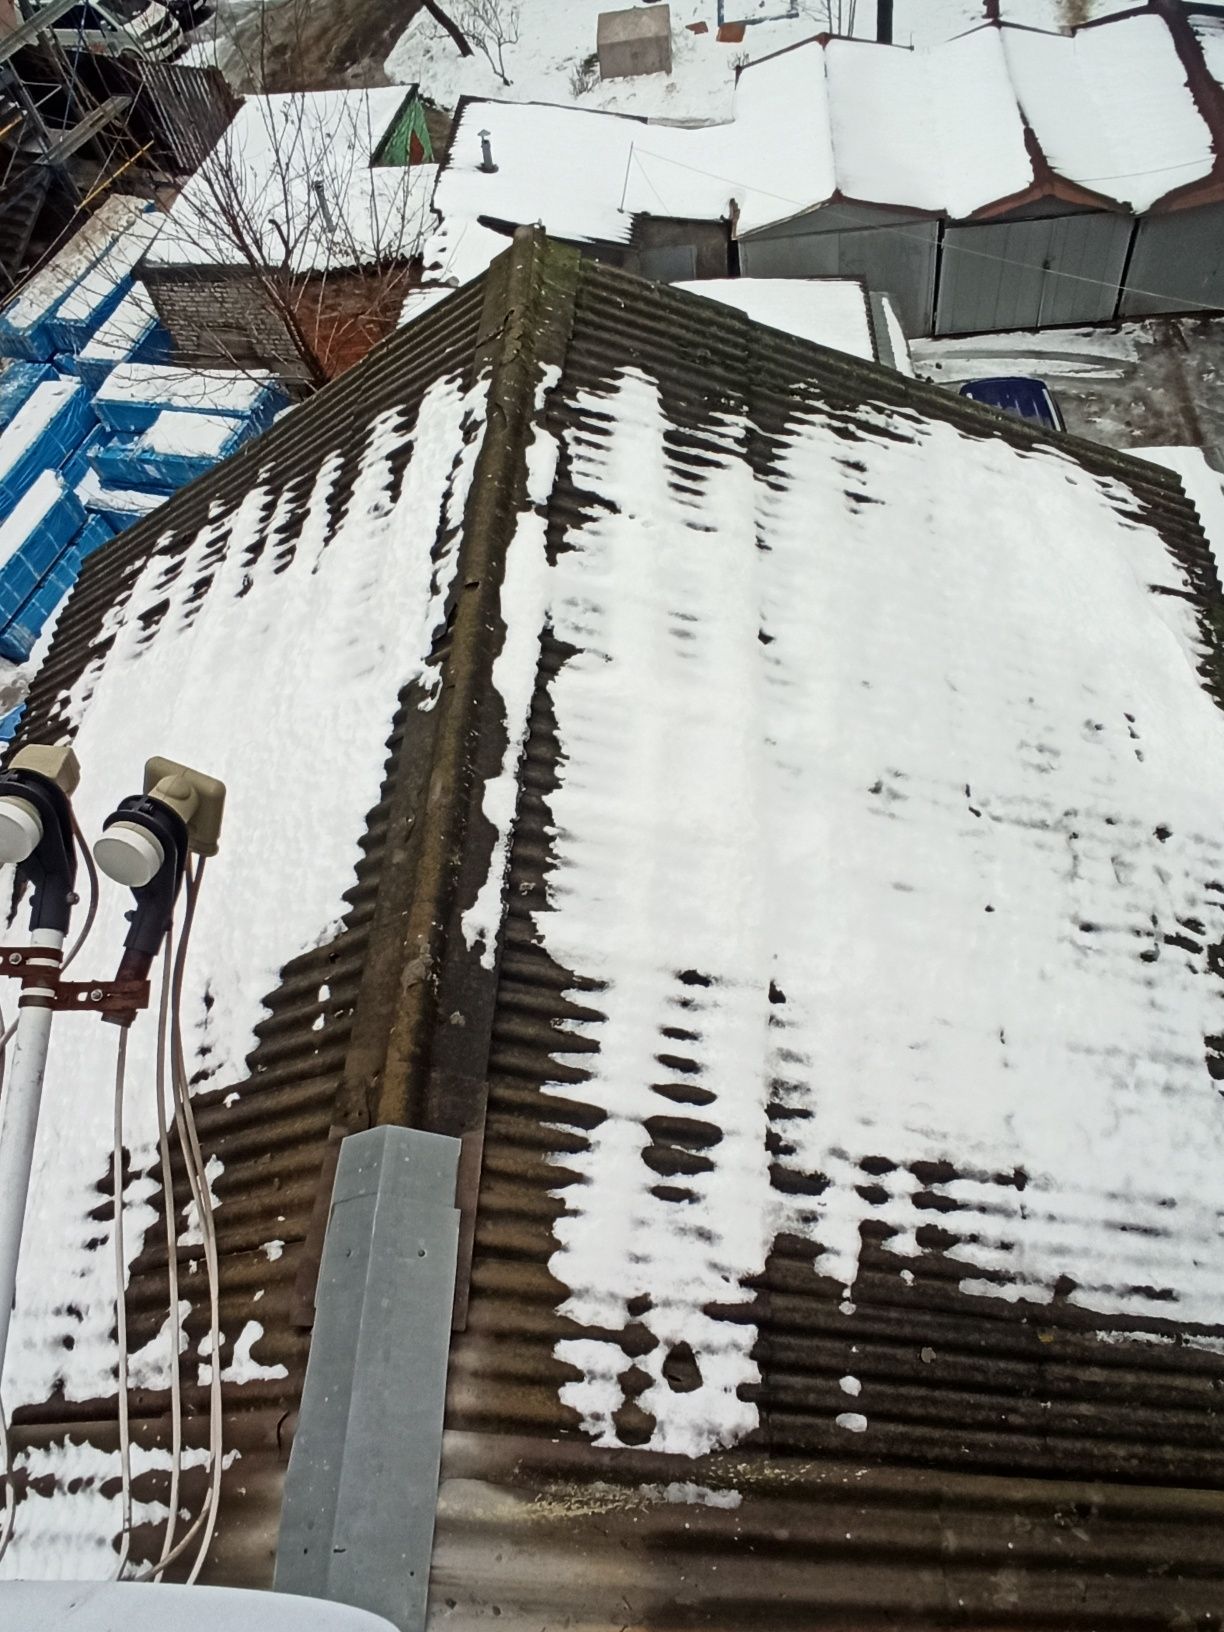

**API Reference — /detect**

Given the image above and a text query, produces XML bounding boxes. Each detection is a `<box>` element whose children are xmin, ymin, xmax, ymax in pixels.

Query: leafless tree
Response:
<box><xmin>800</xmin><ymin>0</ymin><xmax>858</xmax><ymax>35</ymax></box>
<box><xmin>452</xmin><ymin>0</ymin><xmax>521</xmax><ymax>86</ymax></box>
<box><xmin>153</xmin><ymin>0</ymin><xmax>434</xmax><ymax>386</ymax></box>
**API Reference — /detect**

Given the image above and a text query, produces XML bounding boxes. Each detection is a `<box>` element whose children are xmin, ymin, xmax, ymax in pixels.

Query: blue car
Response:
<box><xmin>958</xmin><ymin>376</ymin><xmax>1066</xmax><ymax>433</ymax></box>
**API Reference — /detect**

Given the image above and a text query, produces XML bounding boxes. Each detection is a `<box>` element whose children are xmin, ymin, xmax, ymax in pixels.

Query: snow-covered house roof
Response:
<box><xmin>6</xmin><ymin>231</ymin><xmax>1224</xmax><ymax>1619</ymax></box>
<box><xmin>144</xmin><ymin>87</ymin><xmax>436</xmax><ymax>275</ymax></box>
<box><xmin>435</xmin><ymin>8</ymin><xmax>1224</xmax><ymax>256</ymax></box>
<box><xmin>675</xmin><ymin>275</ymin><xmax>913</xmax><ymax>372</ymax></box>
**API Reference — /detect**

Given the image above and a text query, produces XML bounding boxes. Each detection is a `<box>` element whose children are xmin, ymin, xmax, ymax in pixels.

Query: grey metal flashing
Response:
<box><xmin>275</xmin><ymin>1126</ymin><xmax>461</xmax><ymax>1630</ymax></box>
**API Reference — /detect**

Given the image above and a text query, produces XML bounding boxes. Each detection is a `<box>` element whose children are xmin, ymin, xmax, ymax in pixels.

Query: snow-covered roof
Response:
<box><xmin>9</xmin><ymin>233</ymin><xmax>1224</xmax><ymax>1596</ymax></box>
<box><xmin>435</xmin><ymin>10</ymin><xmax>1224</xmax><ymax>250</ymax></box>
<box><xmin>676</xmin><ymin>276</ymin><xmax>879</xmax><ymax>361</ymax></box>
<box><xmin>1002</xmin><ymin>13</ymin><xmax>1216</xmax><ymax>214</ymax></box>
<box><xmin>144</xmin><ymin>89</ymin><xmax>436</xmax><ymax>275</ymax></box>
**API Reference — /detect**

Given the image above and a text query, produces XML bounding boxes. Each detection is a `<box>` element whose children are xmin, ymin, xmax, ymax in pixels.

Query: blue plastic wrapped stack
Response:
<box><xmin>0</xmin><ymin>197</ymin><xmax>289</xmax><ymax>694</ymax></box>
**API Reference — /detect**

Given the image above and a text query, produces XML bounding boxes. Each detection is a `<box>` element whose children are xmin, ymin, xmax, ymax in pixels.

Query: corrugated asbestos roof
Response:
<box><xmin>11</xmin><ymin>231</ymin><xmax>1224</xmax><ymax>1623</ymax></box>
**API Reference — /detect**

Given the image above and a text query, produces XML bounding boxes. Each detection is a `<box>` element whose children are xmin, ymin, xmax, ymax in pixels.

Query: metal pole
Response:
<box><xmin>0</xmin><ymin>927</ymin><xmax>64</xmax><ymax>1387</ymax></box>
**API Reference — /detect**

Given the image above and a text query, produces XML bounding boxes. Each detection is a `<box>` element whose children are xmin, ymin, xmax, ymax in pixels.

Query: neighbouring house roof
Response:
<box><xmin>6</xmin><ymin>231</ymin><xmax>1224</xmax><ymax>1620</ymax></box>
<box><xmin>435</xmin><ymin>7</ymin><xmax>1224</xmax><ymax>261</ymax></box>
<box><xmin>144</xmin><ymin>87</ymin><xmax>436</xmax><ymax>276</ymax></box>
<box><xmin>675</xmin><ymin>275</ymin><xmax>898</xmax><ymax>367</ymax></box>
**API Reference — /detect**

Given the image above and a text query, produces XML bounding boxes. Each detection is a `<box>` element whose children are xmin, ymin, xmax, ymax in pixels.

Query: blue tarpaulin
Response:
<box><xmin>0</xmin><ymin>470</ymin><xmax>86</xmax><ymax>640</ymax></box>
<box><xmin>0</xmin><ymin>377</ymin><xmax>94</xmax><ymax>510</ymax></box>
<box><xmin>0</xmin><ymin>363</ymin><xmax>56</xmax><ymax>433</ymax></box>
<box><xmin>0</xmin><ymin>545</ymin><xmax>82</xmax><ymax>663</ymax></box>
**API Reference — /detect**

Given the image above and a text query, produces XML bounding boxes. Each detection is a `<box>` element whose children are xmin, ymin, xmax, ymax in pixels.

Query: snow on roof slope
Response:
<box><xmin>623</xmin><ymin>46</ymin><xmax>835</xmax><ymax>232</ymax></box>
<box><xmin>441</xmin><ymin>49</ymin><xmax>834</xmax><ymax>252</ymax></box>
<box><xmin>474</xmin><ymin>357</ymin><xmax>1224</xmax><ymax>1457</ymax></box>
<box><xmin>0</xmin><ymin>366</ymin><xmax>490</xmax><ymax>1573</ymax></box>
<box><xmin>437</xmin><ymin>101</ymin><xmax>641</xmax><ymax>247</ymax></box>
<box><xmin>676</xmin><ymin>278</ymin><xmax>877</xmax><ymax>361</ymax></box>
<box><xmin>144</xmin><ymin>89</ymin><xmax>434</xmax><ymax>274</ymax></box>
<box><xmin>826</xmin><ymin>29</ymin><xmax>1032</xmax><ymax>218</ymax></box>
<box><xmin>1003</xmin><ymin>14</ymin><xmax>1215</xmax><ymax>212</ymax></box>
<box><xmin>1134</xmin><ymin>446</ymin><xmax>1224</xmax><ymax>578</ymax></box>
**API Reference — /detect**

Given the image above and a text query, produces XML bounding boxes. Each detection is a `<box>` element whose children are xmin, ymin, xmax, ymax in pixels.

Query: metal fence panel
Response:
<box><xmin>1121</xmin><ymin>202</ymin><xmax>1224</xmax><ymax>317</ymax></box>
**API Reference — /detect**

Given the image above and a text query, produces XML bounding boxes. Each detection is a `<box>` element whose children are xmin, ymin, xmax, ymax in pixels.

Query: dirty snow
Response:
<box><xmin>0</xmin><ymin>371</ymin><xmax>487</xmax><ymax>1572</ymax></box>
<box><xmin>506</xmin><ymin>364</ymin><xmax>1224</xmax><ymax>1457</ymax></box>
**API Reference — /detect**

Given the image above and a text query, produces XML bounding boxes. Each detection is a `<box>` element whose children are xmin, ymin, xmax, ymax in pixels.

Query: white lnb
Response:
<box><xmin>0</xmin><ymin>796</ymin><xmax>44</xmax><ymax>866</ymax></box>
<box><xmin>94</xmin><ymin>822</ymin><xmax>165</xmax><ymax>889</ymax></box>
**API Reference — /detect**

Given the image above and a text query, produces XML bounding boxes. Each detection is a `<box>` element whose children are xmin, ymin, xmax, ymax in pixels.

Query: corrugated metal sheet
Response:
<box><xmin>937</xmin><ymin>212</ymin><xmax>1133</xmax><ymax>334</ymax></box>
<box><xmin>1121</xmin><ymin>199</ymin><xmax>1224</xmax><ymax>318</ymax></box>
<box><xmin>7</xmin><ymin>272</ymin><xmax>494</xmax><ymax>1579</ymax></box>
<box><xmin>438</xmin><ymin>252</ymin><xmax>1224</xmax><ymax>1624</ymax></box>
<box><xmin>739</xmin><ymin>219</ymin><xmax>938</xmax><ymax>340</ymax></box>
<box><xmin>9</xmin><ymin>235</ymin><xmax>1224</xmax><ymax>1622</ymax></box>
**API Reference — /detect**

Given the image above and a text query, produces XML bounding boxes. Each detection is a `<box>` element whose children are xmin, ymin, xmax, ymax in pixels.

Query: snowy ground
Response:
<box><xmin>186</xmin><ymin>0</ymin><xmax>1048</xmax><ymax>112</ymax></box>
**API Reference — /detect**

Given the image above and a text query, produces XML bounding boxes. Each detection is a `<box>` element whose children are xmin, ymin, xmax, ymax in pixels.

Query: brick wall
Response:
<box><xmin>142</xmin><ymin>264</ymin><xmax>412</xmax><ymax>383</ymax></box>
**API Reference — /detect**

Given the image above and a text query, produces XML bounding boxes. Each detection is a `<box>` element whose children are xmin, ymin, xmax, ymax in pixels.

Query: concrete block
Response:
<box><xmin>598</xmin><ymin>5</ymin><xmax>672</xmax><ymax>78</ymax></box>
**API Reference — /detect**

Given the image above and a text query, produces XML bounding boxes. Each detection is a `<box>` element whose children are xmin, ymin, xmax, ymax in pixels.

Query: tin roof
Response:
<box><xmin>434</xmin><ymin>6</ymin><xmax>1224</xmax><ymax>265</ymax></box>
<box><xmin>8</xmin><ymin>231</ymin><xmax>1224</xmax><ymax>1620</ymax></box>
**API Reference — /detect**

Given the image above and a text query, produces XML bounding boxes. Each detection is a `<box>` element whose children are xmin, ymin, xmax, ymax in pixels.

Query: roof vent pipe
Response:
<box><xmin>311</xmin><ymin>178</ymin><xmax>336</xmax><ymax>236</ymax></box>
<box><xmin>478</xmin><ymin>128</ymin><xmax>498</xmax><ymax>173</ymax></box>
